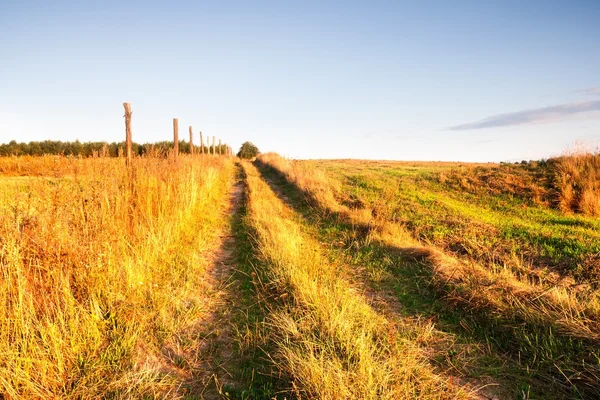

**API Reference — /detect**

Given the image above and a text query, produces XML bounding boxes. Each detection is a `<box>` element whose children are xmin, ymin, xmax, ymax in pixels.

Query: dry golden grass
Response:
<box><xmin>430</xmin><ymin>162</ymin><xmax>553</xmax><ymax>207</ymax></box>
<box><xmin>257</xmin><ymin>153</ymin><xmax>600</xmax><ymax>397</ymax></box>
<box><xmin>257</xmin><ymin>153</ymin><xmax>344</xmax><ymax>212</ymax></box>
<box><xmin>554</xmin><ymin>151</ymin><xmax>600</xmax><ymax>216</ymax></box>
<box><xmin>0</xmin><ymin>155</ymin><xmax>234</xmax><ymax>398</ymax></box>
<box><xmin>420</xmin><ymin>150</ymin><xmax>600</xmax><ymax>217</ymax></box>
<box><xmin>4</xmin><ymin>150</ymin><xmax>598</xmax><ymax>398</ymax></box>
<box><xmin>258</xmin><ymin>154</ymin><xmax>600</xmax><ymax>334</ymax></box>
<box><xmin>242</xmin><ymin>160</ymin><xmax>470</xmax><ymax>399</ymax></box>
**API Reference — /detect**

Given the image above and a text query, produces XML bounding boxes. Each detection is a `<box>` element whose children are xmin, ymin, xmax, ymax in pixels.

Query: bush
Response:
<box><xmin>237</xmin><ymin>141</ymin><xmax>259</xmax><ymax>159</ymax></box>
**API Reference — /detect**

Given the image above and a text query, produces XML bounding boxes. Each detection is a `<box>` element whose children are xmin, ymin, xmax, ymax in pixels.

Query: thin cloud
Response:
<box><xmin>447</xmin><ymin>100</ymin><xmax>600</xmax><ymax>131</ymax></box>
<box><xmin>579</xmin><ymin>86</ymin><xmax>600</xmax><ymax>96</ymax></box>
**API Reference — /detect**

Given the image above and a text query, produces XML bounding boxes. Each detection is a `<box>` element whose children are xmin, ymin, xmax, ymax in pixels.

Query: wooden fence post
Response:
<box><xmin>218</xmin><ymin>139</ymin><xmax>222</xmax><ymax>156</ymax></box>
<box><xmin>200</xmin><ymin>131</ymin><xmax>204</xmax><ymax>154</ymax></box>
<box><xmin>212</xmin><ymin>136</ymin><xmax>216</xmax><ymax>155</ymax></box>
<box><xmin>173</xmin><ymin>118</ymin><xmax>179</xmax><ymax>158</ymax></box>
<box><xmin>189</xmin><ymin>126</ymin><xmax>194</xmax><ymax>155</ymax></box>
<box><xmin>123</xmin><ymin>103</ymin><xmax>133</xmax><ymax>166</ymax></box>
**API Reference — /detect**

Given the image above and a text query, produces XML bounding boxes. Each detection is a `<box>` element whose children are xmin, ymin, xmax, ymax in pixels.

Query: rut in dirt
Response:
<box><xmin>182</xmin><ymin>165</ymin><xmax>247</xmax><ymax>399</ymax></box>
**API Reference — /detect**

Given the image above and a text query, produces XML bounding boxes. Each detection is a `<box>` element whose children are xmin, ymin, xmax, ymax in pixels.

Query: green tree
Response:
<box><xmin>237</xmin><ymin>141</ymin><xmax>259</xmax><ymax>159</ymax></box>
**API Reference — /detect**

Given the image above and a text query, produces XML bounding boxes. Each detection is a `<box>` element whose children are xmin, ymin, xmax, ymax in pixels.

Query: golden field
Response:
<box><xmin>0</xmin><ymin>155</ymin><xmax>235</xmax><ymax>398</ymax></box>
<box><xmin>1</xmin><ymin>152</ymin><xmax>599</xmax><ymax>399</ymax></box>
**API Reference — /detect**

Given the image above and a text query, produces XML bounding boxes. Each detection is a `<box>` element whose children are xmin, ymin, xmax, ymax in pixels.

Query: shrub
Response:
<box><xmin>237</xmin><ymin>141</ymin><xmax>259</xmax><ymax>159</ymax></box>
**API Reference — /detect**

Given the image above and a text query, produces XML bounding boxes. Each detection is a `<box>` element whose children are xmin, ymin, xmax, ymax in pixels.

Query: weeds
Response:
<box><xmin>553</xmin><ymin>151</ymin><xmax>600</xmax><ymax>216</ymax></box>
<box><xmin>242</xmin><ymin>161</ymin><xmax>468</xmax><ymax>399</ymax></box>
<box><xmin>257</xmin><ymin>153</ymin><xmax>600</xmax><ymax>398</ymax></box>
<box><xmin>0</xmin><ymin>155</ymin><xmax>234</xmax><ymax>398</ymax></box>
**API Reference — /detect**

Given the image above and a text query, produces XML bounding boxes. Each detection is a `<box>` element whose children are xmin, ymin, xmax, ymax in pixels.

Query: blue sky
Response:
<box><xmin>1</xmin><ymin>0</ymin><xmax>599</xmax><ymax>161</ymax></box>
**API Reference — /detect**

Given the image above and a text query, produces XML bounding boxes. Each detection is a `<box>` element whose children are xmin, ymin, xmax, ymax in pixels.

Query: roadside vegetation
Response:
<box><xmin>241</xmin><ymin>161</ymin><xmax>470</xmax><ymax>399</ymax></box>
<box><xmin>0</xmin><ymin>155</ymin><xmax>234</xmax><ymax>397</ymax></box>
<box><xmin>3</xmin><ymin>150</ymin><xmax>599</xmax><ymax>399</ymax></box>
<box><xmin>436</xmin><ymin>152</ymin><xmax>600</xmax><ymax>217</ymax></box>
<box><xmin>257</xmin><ymin>152</ymin><xmax>600</xmax><ymax>399</ymax></box>
<box><xmin>320</xmin><ymin>159</ymin><xmax>600</xmax><ymax>284</ymax></box>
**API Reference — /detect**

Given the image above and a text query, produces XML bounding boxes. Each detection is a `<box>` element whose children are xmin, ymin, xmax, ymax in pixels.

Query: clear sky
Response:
<box><xmin>1</xmin><ymin>0</ymin><xmax>599</xmax><ymax>161</ymax></box>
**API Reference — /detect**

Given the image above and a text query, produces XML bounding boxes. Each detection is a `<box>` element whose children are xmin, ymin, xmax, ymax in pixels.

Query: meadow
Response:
<box><xmin>1</xmin><ymin>152</ymin><xmax>599</xmax><ymax>399</ymax></box>
<box><xmin>255</xmin><ymin>153</ymin><xmax>600</xmax><ymax>399</ymax></box>
<box><xmin>0</xmin><ymin>155</ymin><xmax>236</xmax><ymax>398</ymax></box>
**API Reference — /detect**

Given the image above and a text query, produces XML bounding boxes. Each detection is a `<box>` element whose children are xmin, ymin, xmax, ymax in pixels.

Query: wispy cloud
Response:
<box><xmin>447</xmin><ymin>100</ymin><xmax>600</xmax><ymax>131</ymax></box>
<box><xmin>579</xmin><ymin>86</ymin><xmax>600</xmax><ymax>96</ymax></box>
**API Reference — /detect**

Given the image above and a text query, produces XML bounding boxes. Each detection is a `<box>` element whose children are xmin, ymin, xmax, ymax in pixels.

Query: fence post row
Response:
<box><xmin>122</xmin><ymin>104</ymin><xmax>233</xmax><ymax>159</ymax></box>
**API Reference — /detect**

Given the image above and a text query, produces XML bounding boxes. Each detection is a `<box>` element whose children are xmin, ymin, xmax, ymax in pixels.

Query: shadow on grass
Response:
<box><xmin>254</xmin><ymin>160</ymin><xmax>600</xmax><ymax>400</ymax></box>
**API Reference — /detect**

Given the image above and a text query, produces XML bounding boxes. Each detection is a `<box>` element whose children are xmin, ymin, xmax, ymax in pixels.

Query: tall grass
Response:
<box><xmin>553</xmin><ymin>151</ymin><xmax>600</xmax><ymax>216</ymax></box>
<box><xmin>430</xmin><ymin>150</ymin><xmax>600</xmax><ymax>217</ymax></box>
<box><xmin>0</xmin><ymin>155</ymin><xmax>234</xmax><ymax>398</ymax></box>
<box><xmin>256</xmin><ymin>153</ymin><xmax>345</xmax><ymax>213</ymax></box>
<box><xmin>257</xmin><ymin>153</ymin><xmax>600</xmax><ymax>397</ymax></box>
<box><xmin>241</xmin><ymin>161</ymin><xmax>468</xmax><ymax>399</ymax></box>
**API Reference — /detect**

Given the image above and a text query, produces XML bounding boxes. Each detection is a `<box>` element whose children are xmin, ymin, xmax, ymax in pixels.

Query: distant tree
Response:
<box><xmin>237</xmin><ymin>141</ymin><xmax>259</xmax><ymax>159</ymax></box>
<box><xmin>29</xmin><ymin>142</ymin><xmax>42</xmax><ymax>156</ymax></box>
<box><xmin>0</xmin><ymin>139</ymin><xmax>228</xmax><ymax>158</ymax></box>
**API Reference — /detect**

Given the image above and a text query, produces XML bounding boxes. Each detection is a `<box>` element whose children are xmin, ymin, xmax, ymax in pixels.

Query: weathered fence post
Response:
<box><xmin>200</xmin><ymin>131</ymin><xmax>204</xmax><ymax>154</ymax></box>
<box><xmin>212</xmin><ymin>136</ymin><xmax>216</xmax><ymax>155</ymax></box>
<box><xmin>189</xmin><ymin>126</ymin><xmax>194</xmax><ymax>155</ymax></box>
<box><xmin>218</xmin><ymin>139</ymin><xmax>222</xmax><ymax>156</ymax></box>
<box><xmin>123</xmin><ymin>103</ymin><xmax>132</xmax><ymax>166</ymax></box>
<box><xmin>173</xmin><ymin>118</ymin><xmax>179</xmax><ymax>158</ymax></box>
<box><xmin>123</xmin><ymin>103</ymin><xmax>135</xmax><ymax>234</ymax></box>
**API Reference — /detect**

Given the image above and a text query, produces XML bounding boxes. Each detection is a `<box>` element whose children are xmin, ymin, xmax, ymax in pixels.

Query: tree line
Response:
<box><xmin>0</xmin><ymin>140</ymin><xmax>229</xmax><ymax>157</ymax></box>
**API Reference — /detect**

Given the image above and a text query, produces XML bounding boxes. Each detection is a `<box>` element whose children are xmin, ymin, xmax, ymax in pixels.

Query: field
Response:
<box><xmin>1</xmin><ymin>153</ymin><xmax>599</xmax><ymax>399</ymax></box>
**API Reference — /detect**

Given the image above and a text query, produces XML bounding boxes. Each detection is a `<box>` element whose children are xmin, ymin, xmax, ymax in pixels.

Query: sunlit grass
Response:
<box><xmin>241</xmin><ymin>160</ymin><xmax>468</xmax><ymax>399</ymax></box>
<box><xmin>0</xmin><ymin>155</ymin><xmax>234</xmax><ymax>397</ymax></box>
<box><xmin>258</xmin><ymin>153</ymin><xmax>600</xmax><ymax>398</ymax></box>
